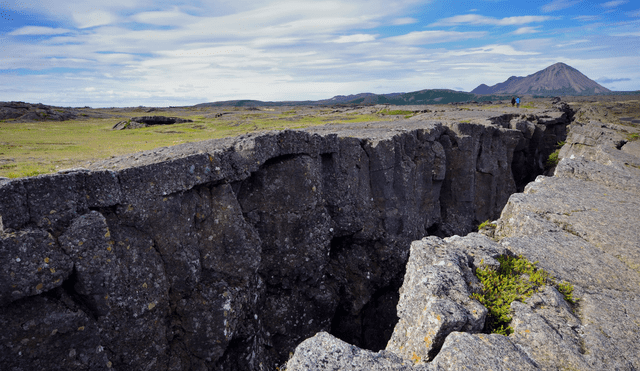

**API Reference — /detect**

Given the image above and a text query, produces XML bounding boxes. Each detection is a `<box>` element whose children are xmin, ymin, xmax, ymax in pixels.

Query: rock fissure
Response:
<box><xmin>0</xmin><ymin>104</ymin><xmax>588</xmax><ymax>370</ymax></box>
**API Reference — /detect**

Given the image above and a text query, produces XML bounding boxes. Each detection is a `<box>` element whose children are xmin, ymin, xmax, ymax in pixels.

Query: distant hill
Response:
<box><xmin>195</xmin><ymin>89</ymin><xmax>510</xmax><ymax>108</ymax></box>
<box><xmin>471</xmin><ymin>62</ymin><xmax>611</xmax><ymax>96</ymax></box>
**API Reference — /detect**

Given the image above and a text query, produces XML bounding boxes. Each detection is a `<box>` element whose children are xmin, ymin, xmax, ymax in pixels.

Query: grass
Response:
<box><xmin>627</xmin><ymin>133</ymin><xmax>639</xmax><ymax>141</ymax></box>
<box><xmin>379</xmin><ymin>109</ymin><xmax>415</xmax><ymax>119</ymax></box>
<box><xmin>471</xmin><ymin>255</ymin><xmax>576</xmax><ymax>336</ymax></box>
<box><xmin>0</xmin><ymin>109</ymin><xmax>389</xmax><ymax>178</ymax></box>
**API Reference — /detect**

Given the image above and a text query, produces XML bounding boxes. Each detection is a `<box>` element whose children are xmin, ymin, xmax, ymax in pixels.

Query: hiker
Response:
<box><xmin>511</xmin><ymin>97</ymin><xmax>516</xmax><ymax>106</ymax></box>
<box><xmin>516</xmin><ymin>97</ymin><xmax>520</xmax><ymax>108</ymax></box>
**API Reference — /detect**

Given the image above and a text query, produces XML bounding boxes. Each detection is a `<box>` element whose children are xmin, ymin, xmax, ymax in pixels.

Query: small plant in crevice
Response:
<box><xmin>546</xmin><ymin>149</ymin><xmax>560</xmax><ymax>168</ymax></box>
<box><xmin>557</xmin><ymin>281</ymin><xmax>576</xmax><ymax>304</ymax></box>
<box><xmin>471</xmin><ymin>255</ymin><xmax>576</xmax><ymax>336</ymax></box>
<box><xmin>477</xmin><ymin>220</ymin><xmax>496</xmax><ymax>231</ymax></box>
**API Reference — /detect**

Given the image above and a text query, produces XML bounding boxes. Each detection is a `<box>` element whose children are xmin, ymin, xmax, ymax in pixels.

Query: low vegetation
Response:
<box><xmin>0</xmin><ymin>108</ymin><xmax>388</xmax><ymax>178</ymax></box>
<box><xmin>378</xmin><ymin>108</ymin><xmax>415</xmax><ymax>118</ymax></box>
<box><xmin>472</xmin><ymin>255</ymin><xmax>576</xmax><ymax>336</ymax></box>
<box><xmin>477</xmin><ymin>220</ymin><xmax>496</xmax><ymax>231</ymax></box>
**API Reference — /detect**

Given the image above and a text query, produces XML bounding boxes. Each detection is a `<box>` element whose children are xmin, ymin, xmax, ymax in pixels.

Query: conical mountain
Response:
<box><xmin>471</xmin><ymin>62</ymin><xmax>611</xmax><ymax>96</ymax></box>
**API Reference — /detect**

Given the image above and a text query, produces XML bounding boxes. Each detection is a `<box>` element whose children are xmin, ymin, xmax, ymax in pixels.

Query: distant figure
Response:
<box><xmin>516</xmin><ymin>97</ymin><xmax>520</xmax><ymax>108</ymax></box>
<box><xmin>511</xmin><ymin>97</ymin><xmax>516</xmax><ymax>106</ymax></box>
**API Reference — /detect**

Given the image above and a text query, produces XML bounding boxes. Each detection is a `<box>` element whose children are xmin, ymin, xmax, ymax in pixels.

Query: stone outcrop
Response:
<box><xmin>286</xmin><ymin>103</ymin><xmax>640</xmax><ymax>370</ymax></box>
<box><xmin>0</xmin><ymin>106</ymin><xmax>569</xmax><ymax>370</ymax></box>
<box><xmin>0</xmin><ymin>101</ymin><xmax>107</xmax><ymax>122</ymax></box>
<box><xmin>112</xmin><ymin>116</ymin><xmax>194</xmax><ymax>130</ymax></box>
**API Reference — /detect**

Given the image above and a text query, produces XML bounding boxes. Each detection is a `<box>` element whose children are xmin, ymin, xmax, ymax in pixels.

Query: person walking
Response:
<box><xmin>515</xmin><ymin>97</ymin><xmax>520</xmax><ymax>108</ymax></box>
<box><xmin>511</xmin><ymin>97</ymin><xmax>516</xmax><ymax>106</ymax></box>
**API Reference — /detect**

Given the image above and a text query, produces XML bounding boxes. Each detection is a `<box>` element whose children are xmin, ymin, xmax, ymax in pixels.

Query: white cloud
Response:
<box><xmin>391</xmin><ymin>17</ymin><xmax>417</xmax><ymax>25</ymax></box>
<box><xmin>541</xmin><ymin>0</ymin><xmax>582</xmax><ymax>12</ymax></box>
<box><xmin>431</xmin><ymin>14</ymin><xmax>555</xmax><ymax>26</ymax></box>
<box><xmin>555</xmin><ymin>39</ymin><xmax>590</xmax><ymax>47</ymax></box>
<box><xmin>131</xmin><ymin>8</ymin><xmax>198</xmax><ymax>26</ymax></box>
<box><xmin>513</xmin><ymin>26</ymin><xmax>541</xmax><ymax>34</ymax></box>
<box><xmin>601</xmin><ymin>1</ymin><xmax>627</xmax><ymax>8</ymax></box>
<box><xmin>333</xmin><ymin>34</ymin><xmax>377</xmax><ymax>43</ymax></box>
<box><xmin>72</xmin><ymin>10</ymin><xmax>117</xmax><ymax>28</ymax></box>
<box><xmin>439</xmin><ymin>44</ymin><xmax>540</xmax><ymax>57</ymax></box>
<box><xmin>386</xmin><ymin>30</ymin><xmax>487</xmax><ymax>45</ymax></box>
<box><xmin>573</xmin><ymin>15</ymin><xmax>601</xmax><ymax>21</ymax></box>
<box><xmin>9</xmin><ymin>26</ymin><xmax>73</xmax><ymax>35</ymax></box>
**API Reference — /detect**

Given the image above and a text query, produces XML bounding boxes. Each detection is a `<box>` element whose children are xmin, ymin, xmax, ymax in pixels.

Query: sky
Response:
<box><xmin>1</xmin><ymin>0</ymin><xmax>639</xmax><ymax>107</ymax></box>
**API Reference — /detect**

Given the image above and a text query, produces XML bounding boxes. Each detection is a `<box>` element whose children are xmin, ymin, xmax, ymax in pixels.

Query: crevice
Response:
<box><xmin>615</xmin><ymin>140</ymin><xmax>627</xmax><ymax>150</ymax></box>
<box><xmin>56</xmin><ymin>267</ymin><xmax>101</xmax><ymax>321</ymax></box>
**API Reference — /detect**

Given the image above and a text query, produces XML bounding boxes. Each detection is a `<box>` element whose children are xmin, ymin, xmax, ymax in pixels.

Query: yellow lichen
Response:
<box><xmin>35</xmin><ymin>283</ymin><xmax>43</xmax><ymax>290</ymax></box>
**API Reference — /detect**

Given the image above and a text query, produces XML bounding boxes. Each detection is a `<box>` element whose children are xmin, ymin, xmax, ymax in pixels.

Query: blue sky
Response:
<box><xmin>1</xmin><ymin>0</ymin><xmax>639</xmax><ymax>107</ymax></box>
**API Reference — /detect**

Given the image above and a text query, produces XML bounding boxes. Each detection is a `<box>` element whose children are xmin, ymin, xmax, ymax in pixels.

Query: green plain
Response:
<box><xmin>0</xmin><ymin>108</ymin><xmax>387</xmax><ymax>178</ymax></box>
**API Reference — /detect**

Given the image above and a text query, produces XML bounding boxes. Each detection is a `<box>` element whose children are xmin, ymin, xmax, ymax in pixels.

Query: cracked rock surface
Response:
<box><xmin>1</xmin><ymin>105</ymin><xmax>570</xmax><ymax>370</ymax></box>
<box><xmin>286</xmin><ymin>104</ymin><xmax>640</xmax><ymax>370</ymax></box>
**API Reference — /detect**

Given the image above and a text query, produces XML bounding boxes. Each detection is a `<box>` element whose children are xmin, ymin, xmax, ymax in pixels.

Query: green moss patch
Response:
<box><xmin>471</xmin><ymin>255</ymin><xmax>576</xmax><ymax>335</ymax></box>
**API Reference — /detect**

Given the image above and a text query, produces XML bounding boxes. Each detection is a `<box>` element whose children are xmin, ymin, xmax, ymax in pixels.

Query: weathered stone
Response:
<box><xmin>59</xmin><ymin>211</ymin><xmax>172</xmax><ymax>370</ymax></box>
<box><xmin>0</xmin><ymin>295</ymin><xmax>109</xmax><ymax>370</ymax></box>
<box><xmin>0</xmin><ymin>229</ymin><xmax>73</xmax><ymax>306</ymax></box>
<box><xmin>112</xmin><ymin>116</ymin><xmax>193</xmax><ymax>130</ymax></box>
<box><xmin>0</xmin><ymin>178</ymin><xmax>30</xmax><ymax>230</ymax></box>
<box><xmin>23</xmin><ymin>172</ymin><xmax>88</xmax><ymax>235</ymax></box>
<box><xmin>286</xmin><ymin>332</ymin><xmax>424</xmax><ymax>371</ymax></box>
<box><xmin>429</xmin><ymin>332</ymin><xmax>538</xmax><ymax>370</ymax></box>
<box><xmin>386</xmin><ymin>235</ymin><xmax>498</xmax><ymax>362</ymax></box>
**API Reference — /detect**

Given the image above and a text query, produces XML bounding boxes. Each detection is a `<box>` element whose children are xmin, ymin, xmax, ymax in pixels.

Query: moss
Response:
<box><xmin>627</xmin><ymin>133</ymin><xmax>639</xmax><ymax>141</ymax></box>
<box><xmin>477</xmin><ymin>220</ymin><xmax>495</xmax><ymax>231</ymax></box>
<box><xmin>471</xmin><ymin>255</ymin><xmax>576</xmax><ymax>335</ymax></box>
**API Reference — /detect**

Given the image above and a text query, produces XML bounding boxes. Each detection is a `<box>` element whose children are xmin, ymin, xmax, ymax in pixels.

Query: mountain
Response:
<box><xmin>471</xmin><ymin>62</ymin><xmax>611</xmax><ymax>96</ymax></box>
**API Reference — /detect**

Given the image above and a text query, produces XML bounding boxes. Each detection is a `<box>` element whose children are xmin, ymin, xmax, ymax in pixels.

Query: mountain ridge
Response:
<box><xmin>471</xmin><ymin>62</ymin><xmax>610</xmax><ymax>96</ymax></box>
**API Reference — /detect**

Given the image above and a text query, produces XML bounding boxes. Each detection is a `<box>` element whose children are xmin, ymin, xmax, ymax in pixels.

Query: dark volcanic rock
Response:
<box><xmin>112</xmin><ymin>116</ymin><xmax>193</xmax><ymax>130</ymax></box>
<box><xmin>0</xmin><ymin>106</ymin><xmax>571</xmax><ymax>370</ymax></box>
<box><xmin>0</xmin><ymin>101</ymin><xmax>83</xmax><ymax>122</ymax></box>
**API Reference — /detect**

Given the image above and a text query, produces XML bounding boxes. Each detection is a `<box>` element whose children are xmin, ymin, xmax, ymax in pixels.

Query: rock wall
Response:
<box><xmin>0</xmin><ymin>107</ymin><xmax>569</xmax><ymax>370</ymax></box>
<box><xmin>286</xmin><ymin>105</ymin><xmax>640</xmax><ymax>370</ymax></box>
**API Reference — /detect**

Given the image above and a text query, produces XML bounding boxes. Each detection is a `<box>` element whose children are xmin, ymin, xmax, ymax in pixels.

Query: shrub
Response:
<box><xmin>546</xmin><ymin>149</ymin><xmax>560</xmax><ymax>168</ymax></box>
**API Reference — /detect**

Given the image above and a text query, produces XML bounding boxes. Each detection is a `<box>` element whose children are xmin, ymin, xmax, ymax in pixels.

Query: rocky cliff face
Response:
<box><xmin>0</xmin><ymin>106</ymin><xmax>570</xmax><ymax>370</ymax></box>
<box><xmin>286</xmin><ymin>102</ymin><xmax>640</xmax><ymax>370</ymax></box>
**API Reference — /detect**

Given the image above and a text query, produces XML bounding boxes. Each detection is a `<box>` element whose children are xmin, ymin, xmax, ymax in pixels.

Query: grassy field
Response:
<box><xmin>0</xmin><ymin>107</ymin><xmax>386</xmax><ymax>178</ymax></box>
